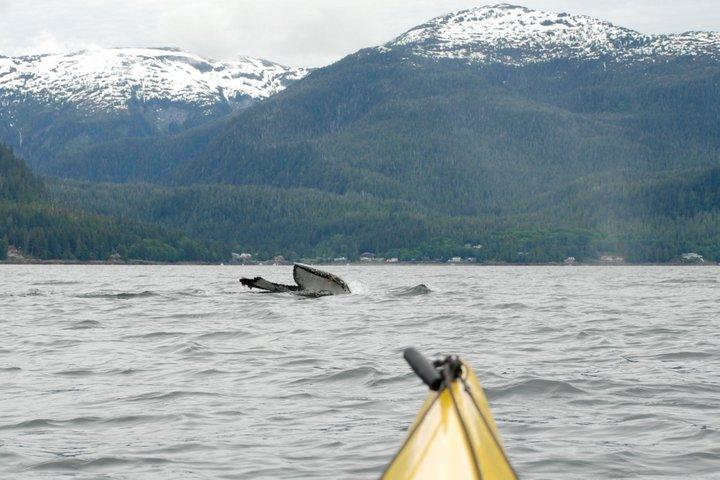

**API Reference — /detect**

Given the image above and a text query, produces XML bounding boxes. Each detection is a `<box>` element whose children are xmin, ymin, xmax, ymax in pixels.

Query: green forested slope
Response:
<box><xmin>45</xmin><ymin>53</ymin><xmax>719</xmax><ymax>202</ymax></box>
<box><xmin>0</xmin><ymin>145</ymin><xmax>222</xmax><ymax>261</ymax></box>
<box><xmin>0</xmin><ymin>143</ymin><xmax>46</xmax><ymax>203</ymax></box>
<box><xmin>48</xmin><ymin>164</ymin><xmax>720</xmax><ymax>262</ymax></box>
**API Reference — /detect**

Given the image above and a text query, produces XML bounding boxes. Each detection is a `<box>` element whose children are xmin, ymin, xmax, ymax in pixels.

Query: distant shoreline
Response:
<box><xmin>1</xmin><ymin>260</ymin><xmax>716</xmax><ymax>267</ymax></box>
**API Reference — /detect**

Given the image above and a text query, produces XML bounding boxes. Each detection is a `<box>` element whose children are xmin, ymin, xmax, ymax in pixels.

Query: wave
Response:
<box><xmin>170</xmin><ymin>341</ymin><xmax>210</xmax><ymax>355</ymax></box>
<box><xmin>0</xmin><ymin>416</ymin><xmax>102</xmax><ymax>430</ymax></box>
<box><xmin>173</xmin><ymin>288</ymin><xmax>207</xmax><ymax>296</ymax></box>
<box><xmin>76</xmin><ymin>288</ymin><xmax>207</xmax><ymax>301</ymax></box>
<box><xmin>0</xmin><ymin>414</ymin><xmax>181</xmax><ymax>432</ymax></box>
<box><xmin>31</xmin><ymin>456</ymin><xmax>171</xmax><ymax>471</ymax></box>
<box><xmin>104</xmin><ymin>367</ymin><xmax>142</xmax><ymax>375</ymax></box>
<box><xmin>493</xmin><ymin>302</ymin><xmax>530</xmax><ymax>310</ymax></box>
<box><xmin>101</xmin><ymin>414</ymin><xmax>179</xmax><ymax>425</ymax></box>
<box><xmin>194</xmin><ymin>368</ymin><xmax>232</xmax><ymax>376</ymax></box>
<box><xmin>122</xmin><ymin>390</ymin><xmax>222</xmax><ymax>402</ymax></box>
<box><xmin>652</xmin><ymin>350</ymin><xmax>715</xmax><ymax>361</ymax></box>
<box><xmin>164</xmin><ymin>312</ymin><xmax>217</xmax><ymax>320</ymax></box>
<box><xmin>195</xmin><ymin>330</ymin><xmax>248</xmax><ymax>341</ymax></box>
<box><xmin>280</xmin><ymin>357</ymin><xmax>323</xmax><ymax>367</ymax></box>
<box><xmin>54</xmin><ymin>369</ymin><xmax>96</xmax><ymax>377</ymax></box>
<box><xmin>67</xmin><ymin>319</ymin><xmax>101</xmax><ymax>329</ymax></box>
<box><xmin>123</xmin><ymin>331</ymin><xmax>185</xmax><ymax>340</ymax></box>
<box><xmin>78</xmin><ymin>290</ymin><xmax>159</xmax><ymax>299</ymax></box>
<box><xmin>289</xmin><ymin>366</ymin><xmax>382</xmax><ymax>385</ymax></box>
<box><xmin>369</xmin><ymin>372</ymin><xmax>415</xmax><ymax>386</ymax></box>
<box><xmin>487</xmin><ymin>378</ymin><xmax>587</xmax><ymax>399</ymax></box>
<box><xmin>0</xmin><ymin>418</ymin><xmax>57</xmax><ymax>430</ymax></box>
<box><xmin>660</xmin><ymin>278</ymin><xmax>718</xmax><ymax>284</ymax></box>
<box><xmin>324</xmin><ymin>366</ymin><xmax>382</xmax><ymax>382</ymax></box>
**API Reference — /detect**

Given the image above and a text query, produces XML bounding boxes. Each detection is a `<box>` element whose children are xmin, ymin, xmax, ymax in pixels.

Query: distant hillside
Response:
<box><xmin>49</xmin><ymin>166</ymin><xmax>720</xmax><ymax>263</ymax></box>
<box><xmin>0</xmin><ymin>145</ymin><xmax>223</xmax><ymax>262</ymax></box>
<box><xmin>6</xmin><ymin>5</ymin><xmax>720</xmax><ymax>262</ymax></box>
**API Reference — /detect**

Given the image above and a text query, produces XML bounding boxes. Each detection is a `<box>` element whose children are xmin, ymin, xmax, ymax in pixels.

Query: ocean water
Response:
<box><xmin>1</xmin><ymin>265</ymin><xmax>718</xmax><ymax>479</ymax></box>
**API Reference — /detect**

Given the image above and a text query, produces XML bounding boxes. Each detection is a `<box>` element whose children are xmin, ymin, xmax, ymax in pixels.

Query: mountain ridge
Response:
<box><xmin>0</xmin><ymin>47</ymin><xmax>308</xmax><ymax>169</ymax></box>
<box><xmin>0</xmin><ymin>47</ymin><xmax>308</xmax><ymax>112</ymax></box>
<box><xmin>383</xmin><ymin>4</ymin><xmax>720</xmax><ymax>65</ymax></box>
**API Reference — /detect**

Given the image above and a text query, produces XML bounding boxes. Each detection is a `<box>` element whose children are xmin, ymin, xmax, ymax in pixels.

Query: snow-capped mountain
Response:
<box><xmin>386</xmin><ymin>4</ymin><xmax>720</xmax><ymax>65</ymax></box>
<box><xmin>0</xmin><ymin>47</ymin><xmax>308</xmax><ymax>112</ymax></box>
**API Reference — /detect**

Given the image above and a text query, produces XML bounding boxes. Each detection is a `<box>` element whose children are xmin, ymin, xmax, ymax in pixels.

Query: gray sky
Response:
<box><xmin>2</xmin><ymin>1</ymin><xmax>719</xmax><ymax>67</ymax></box>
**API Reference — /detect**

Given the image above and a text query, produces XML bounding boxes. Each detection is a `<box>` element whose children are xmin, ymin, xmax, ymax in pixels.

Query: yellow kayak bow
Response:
<box><xmin>381</xmin><ymin>348</ymin><xmax>518</xmax><ymax>480</ymax></box>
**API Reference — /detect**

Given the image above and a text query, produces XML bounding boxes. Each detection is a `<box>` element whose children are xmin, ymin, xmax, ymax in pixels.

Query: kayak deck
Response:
<box><xmin>382</xmin><ymin>353</ymin><xmax>517</xmax><ymax>480</ymax></box>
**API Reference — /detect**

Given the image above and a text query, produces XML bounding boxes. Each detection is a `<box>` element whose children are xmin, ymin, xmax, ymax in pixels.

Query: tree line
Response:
<box><xmin>1</xmin><ymin>144</ymin><xmax>223</xmax><ymax>262</ymax></box>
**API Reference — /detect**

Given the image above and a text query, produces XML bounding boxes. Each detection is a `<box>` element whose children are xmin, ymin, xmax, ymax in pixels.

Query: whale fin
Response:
<box><xmin>293</xmin><ymin>264</ymin><xmax>351</xmax><ymax>295</ymax></box>
<box><xmin>240</xmin><ymin>276</ymin><xmax>299</xmax><ymax>293</ymax></box>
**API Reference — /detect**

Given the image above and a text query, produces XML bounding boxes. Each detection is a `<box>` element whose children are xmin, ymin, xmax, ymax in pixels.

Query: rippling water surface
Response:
<box><xmin>1</xmin><ymin>265</ymin><xmax>719</xmax><ymax>479</ymax></box>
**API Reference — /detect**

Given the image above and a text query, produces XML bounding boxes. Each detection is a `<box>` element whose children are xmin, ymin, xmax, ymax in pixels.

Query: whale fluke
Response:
<box><xmin>293</xmin><ymin>264</ymin><xmax>351</xmax><ymax>295</ymax></box>
<box><xmin>240</xmin><ymin>264</ymin><xmax>350</xmax><ymax>296</ymax></box>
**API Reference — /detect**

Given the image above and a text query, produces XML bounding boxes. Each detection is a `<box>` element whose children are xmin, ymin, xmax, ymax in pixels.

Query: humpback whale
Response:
<box><xmin>240</xmin><ymin>263</ymin><xmax>351</xmax><ymax>296</ymax></box>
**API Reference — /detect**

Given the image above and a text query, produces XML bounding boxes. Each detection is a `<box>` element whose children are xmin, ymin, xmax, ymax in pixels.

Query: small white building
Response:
<box><xmin>231</xmin><ymin>252</ymin><xmax>253</xmax><ymax>264</ymax></box>
<box><xmin>681</xmin><ymin>252</ymin><xmax>705</xmax><ymax>263</ymax></box>
<box><xmin>6</xmin><ymin>246</ymin><xmax>25</xmax><ymax>260</ymax></box>
<box><xmin>600</xmin><ymin>255</ymin><xmax>625</xmax><ymax>264</ymax></box>
<box><xmin>359</xmin><ymin>252</ymin><xmax>375</xmax><ymax>262</ymax></box>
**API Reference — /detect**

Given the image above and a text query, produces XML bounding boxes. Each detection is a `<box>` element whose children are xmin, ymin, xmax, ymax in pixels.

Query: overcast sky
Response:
<box><xmin>2</xmin><ymin>1</ymin><xmax>719</xmax><ymax>67</ymax></box>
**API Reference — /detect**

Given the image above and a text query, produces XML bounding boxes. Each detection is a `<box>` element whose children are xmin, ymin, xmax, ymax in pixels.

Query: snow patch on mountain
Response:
<box><xmin>0</xmin><ymin>47</ymin><xmax>308</xmax><ymax>112</ymax></box>
<box><xmin>386</xmin><ymin>4</ymin><xmax>720</xmax><ymax>65</ymax></box>
<box><xmin>644</xmin><ymin>31</ymin><xmax>720</xmax><ymax>58</ymax></box>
